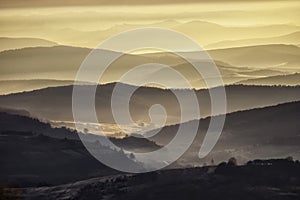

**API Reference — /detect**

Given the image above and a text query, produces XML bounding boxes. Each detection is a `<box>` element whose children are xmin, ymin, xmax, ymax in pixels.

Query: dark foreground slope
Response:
<box><xmin>2</xmin><ymin>158</ymin><xmax>300</xmax><ymax>200</ymax></box>
<box><xmin>0</xmin><ymin>132</ymin><xmax>117</xmax><ymax>186</ymax></box>
<box><xmin>0</xmin><ymin>112</ymin><xmax>146</xmax><ymax>187</ymax></box>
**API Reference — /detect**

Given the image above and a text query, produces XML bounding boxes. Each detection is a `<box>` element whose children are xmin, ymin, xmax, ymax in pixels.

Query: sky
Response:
<box><xmin>0</xmin><ymin>0</ymin><xmax>299</xmax><ymax>49</ymax></box>
<box><xmin>0</xmin><ymin>0</ymin><xmax>298</xmax><ymax>8</ymax></box>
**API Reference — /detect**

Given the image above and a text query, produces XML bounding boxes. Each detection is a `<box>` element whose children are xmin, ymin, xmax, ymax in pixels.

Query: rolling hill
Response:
<box><xmin>0</xmin><ymin>37</ymin><xmax>58</xmax><ymax>52</ymax></box>
<box><xmin>0</xmin><ymin>44</ymin><xmax>298</xmax><ymax>90</ymax></box>
<box><xmin>237</xmin><ymin>73</ymin><xmax>300</xmax><ymax>86</ymax></box>
<box><xmin>208</xmin><ymin>44</ymin><xmax>300</xmax><ymax>70</ymax></box>
<box><xmin>0</xmin><ymin>100</ymin><xmax>299</xmax><ymax>187</ymax></box>
<box><xmin>145</xmin><ymin>101</ymin><xmax>300</xmax><ymax>166</ymax></box>
<box><xmin>173</xmin><ymin>21</ymin><xmax>300</xmax><ymax>47</ymax></box>
<box><xmin>0</xmin><ymin>79</ymin><xmax>74</xmax><ymax>95</ymax></box>
<box><xmin>205</xmin><ymin>31</ymin><xmax>300</xmax><ymax>49</ymax></box>
<box><xmin>0</xmin><ymin>84</ymin><xmax>299</xmax><ymax>128</ymax></box>
<box><xmin>6</xmin><ymin>159</ymin><xmax>300</xmax><ymax>200</ymax></box>
<box><xmin>0</xmin><ymin>111</ymin><xmax>146</xmax><ymax>186</ymax></box>
<box><xmin>0</xmin><ymin>110</ymin><xmax>160</xmax><ymax>151</ymax></box>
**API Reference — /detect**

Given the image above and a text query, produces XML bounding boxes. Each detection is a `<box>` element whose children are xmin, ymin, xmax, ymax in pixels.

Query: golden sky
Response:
<box><xmin>0</xmin><ymin>0</ymin><xmax>297</xmax><ymax>8</ymax></box>
<box><xmin>0</xmin><ymin>1</ymin><xmax>299</xmax><ymax>49</ymax></box>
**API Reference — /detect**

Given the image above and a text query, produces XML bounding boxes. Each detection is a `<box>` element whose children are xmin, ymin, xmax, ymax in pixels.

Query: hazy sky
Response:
<box><xmin>0</xmin><ymin>0</ymin><xmax>297</xmax><ymax>8</ymax></box>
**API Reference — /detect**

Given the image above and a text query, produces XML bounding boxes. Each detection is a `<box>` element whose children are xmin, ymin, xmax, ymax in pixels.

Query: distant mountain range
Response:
<box><xmin>208</xmin><ymin>44</ymin><xmax>300</xmax><ymax>70</ymax></box>
<box><xmin>4</xmin><ymin>20</ymin><xmax>298</xmax><ymax>48</ymax></box>
<box><xmin>0</xmin><ymin>79</ymin><xmax>74</xmax><ymax>95</ymax></box>
<box><xmin>237</xmin><ymin>73</ymin><xmax>300</xmax><ymax>86</ymax></box>
<box><xmin>0</xmin><ymin>44</ymin><xmax>299</xmax><ymax>90</ymax></box>
<box><xmin>0</xmin><ymin>37</ymin><xmax>58</xmax><ymax>52</ymax></box>
<box><xmin>205</xmin><ymin>31</ymin><xmax>300</xmax><ymax>49</ymax></box>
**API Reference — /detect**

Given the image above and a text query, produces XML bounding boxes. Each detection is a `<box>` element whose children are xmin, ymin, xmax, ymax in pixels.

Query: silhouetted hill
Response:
<box><xmin>146</xmin><ymin>101</ymin><xmax>300</xmax><ymax>166</ymax></box>
<box><xmin>4</xmin><ymin>158</ymin><xmax>299</xmax><ymax>200</ymax></box>
<box><xmin>0</xmin><ymin>112</ymin><xmax>148</xmax><ymax>186</ymax></box>
<box><xmin>110</xmin><ymin>136</ymin><xmax>161</xmax><ymax>153</ymax></box>
<box><xmin>0</xmin><ymin>132</ymin><xmax>118</xmax><ymax>186</ymax></box>
<box><xmin>0</xmin><ymin>106</ymin><xmax>31</xmax><ymax>117</ymax></box>
<box><xmin>0</xmin><ymin>111</ymin><xmax>160</xmax><ymax>152</ymax></box>
<box><xmin>0</xmin><ymin>84</ymin><xmax>299</xmax><ymax>126</ymax></box>
<box><xmin>0</xmin><ymin>112</ymin><xmax>79</xmax><ymax>140</ymax></box>
<box><xmin>0</xmin><ymin>131</ymin><xmax>144</xmax><ymax>187</ymax></box>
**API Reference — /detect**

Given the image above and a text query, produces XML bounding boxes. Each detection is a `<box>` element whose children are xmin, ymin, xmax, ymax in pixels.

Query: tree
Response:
<box><xmin>286</xmin><ymin>156</ymin><xmax>293</xmax><ymax>162</ymax></box>
<box><xmin>211</xmin><ymin>158</ymin><xmax>215</xmax><ymax>166</ymax></box>
<box><xmin>228</xmin><ymin>157</ymin><xmax>237</xmax><ymax>166</ymax></box>
<box><xmin>129</xmin><ymin>153</ymin><xmax>135</xmax><ymax>160</ymax></box>
<box><xmin>83</xmin><ymin>128</ymin><xmax>89</xmax><ymax>134</ymax></box>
